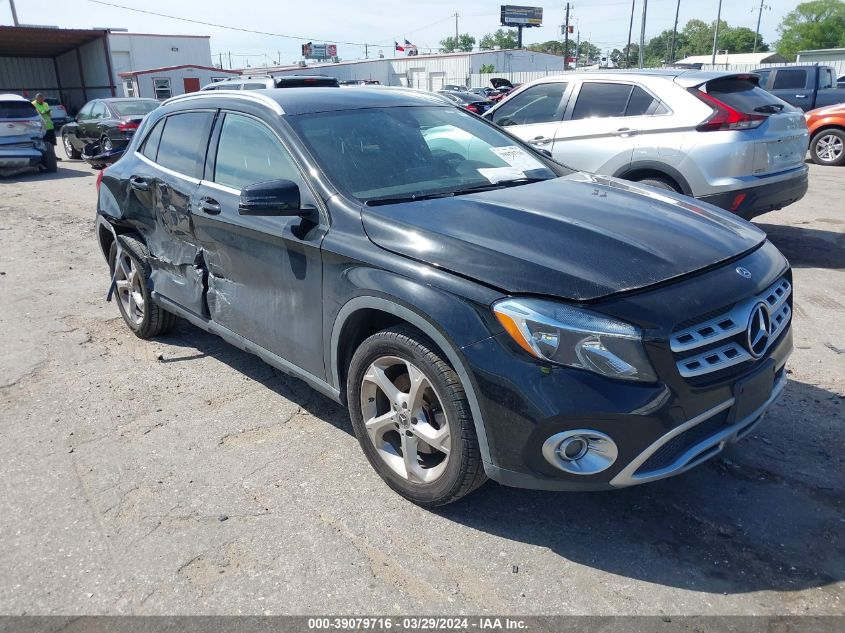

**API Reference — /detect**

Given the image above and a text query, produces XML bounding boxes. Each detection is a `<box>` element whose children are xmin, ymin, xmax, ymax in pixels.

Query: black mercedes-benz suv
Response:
<box><xmin>95</xmin><ymin>87</ymin><xmax>793</xmax><ymax>506</ymax></box>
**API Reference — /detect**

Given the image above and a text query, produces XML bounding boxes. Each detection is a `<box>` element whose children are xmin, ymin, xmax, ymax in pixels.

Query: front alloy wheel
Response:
<box><xmin>347</xmin><ymin>326</ymin><xmax>486</xmax><ymax>506</ymax></box>
<box><xmin>361</xmin><ymin>356</ymin><xmax>451</xmax><ymax>483</ymax></box>
<box><xmin>811</xmin><ymin>129</ymin><xmax>845</xmax><ymax>166</ymax></box>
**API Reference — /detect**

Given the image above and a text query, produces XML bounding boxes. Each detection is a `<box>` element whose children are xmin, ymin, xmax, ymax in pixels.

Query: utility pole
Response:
<box><xmin>563</xmin><ymin>3</ymin><xmax>570</xmax><ymax>70</ymax></box>
<box><xmin>455</xmin><ymin>12</ymin><xmax>459</xmax><ymax>46</ymax></box>
<box><xmin>9</xmin><ymin>0</ymin><xmax>19</xmax><ymax>25</ymax></box>
<box><xmin>669</xmin><ymin>0</ymin><xmax>680</xmax><ymax>64</ymax></box>
<box><xmin>753</xmin><ymin>0</ymin><xmax>769</xmax><ymax>53</ymax></box>
<box><xmin>711</xmin><ymin>0</ymin><xmax>723</xmax><ymax>65</ymax></box>
<box><xmin>638</xmin><ymin>0</ymin><xmax>647</xmax><ymax>68</ymax></box>
<box><xmin>365</xmin><ymin>43</ymin><xmax>368</xmax><ymax>59</ymax></box>
<box><xmin>626</xmin><ymin>0</ymin><xmax>635</xmax><ymax>68</ymax></box>
<box><xmin>228</xmin><ymin>51</ymin><xmax>232</xmax><ymax>69</ymax></box>
<box><xmin>576</xmin><ymin>29</ymin><xmax>580</xmax><ymax>69</ymax></box>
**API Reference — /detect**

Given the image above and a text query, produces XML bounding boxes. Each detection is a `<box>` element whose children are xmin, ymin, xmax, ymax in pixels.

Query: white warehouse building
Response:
<box><xmin>241</xmin><ymin>49</ymin><xmax>566</xmax><ymax>90</ymax></box>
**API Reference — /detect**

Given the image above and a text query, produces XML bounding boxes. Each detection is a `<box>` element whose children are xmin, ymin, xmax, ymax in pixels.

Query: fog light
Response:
<box><xmin>542</xmin><ymin>430</ymin><xmax>618</xmax><ymax>475</ymax></box>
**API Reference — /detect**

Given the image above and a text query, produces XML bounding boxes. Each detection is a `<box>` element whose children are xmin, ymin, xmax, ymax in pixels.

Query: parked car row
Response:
<box><xmin>95</xmin><ymin>85</ymin><xmax>795</xmax><ymax>506</ymax></box>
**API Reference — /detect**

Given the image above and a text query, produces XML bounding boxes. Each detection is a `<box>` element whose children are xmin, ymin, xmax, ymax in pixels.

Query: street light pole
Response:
<box><xmin>753</xmin><ymin>0</ymin><xmax>768</xmax><ymax>53</ymax></box>
<box><xmin>638</xmin><ymin>0</ymin><xmax>647</xmax><ymax>68</ymax></box>
<box><xmin>9</xmin><ymin>0</ymin><xmax>19</xmax><ymax>26</ymax></box>
<box><xmin>669</xmin><ymin>0</ymin><xmax>681</xmax><ymax>64</ymax></box>
<box><xmin>711</xmin><ymin>0</ymin><xmax>723</xmax><ymax>66</ymax></box>
<box><xmin>626</xmin><ymin>0</ymin><xmax>635</xmax><ymax>68</ymax></box>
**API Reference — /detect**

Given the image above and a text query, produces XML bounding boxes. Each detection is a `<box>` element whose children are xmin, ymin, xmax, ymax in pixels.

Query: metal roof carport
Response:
<box><xmin>0</xmin><ymin>26</ymin><xmax>116</xmax><ymax>113</ymax></box>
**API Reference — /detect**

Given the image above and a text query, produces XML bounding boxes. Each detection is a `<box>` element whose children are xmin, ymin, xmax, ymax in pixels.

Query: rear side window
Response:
<box><xmin>754</xmin><ymin>70</ymin><xmax>771</xmax><ymax>87</ymax></box>
<box><xmin>625</xmin><ymin>86</ymin><xmax>668</xmax><ymax>116</ymax></box>
<box><xmin>492</xmin><ymin>82</ymin><xmax>568</xmax><ymax>126</ymax></box>
<box><xmin>140</xmin><ymin>118</ymin><xmax>165</xmax><ymax>161</ymax></box>
<box><xmin>819</xmin><ymin>68</ymin><xmax>834</xmax><ymax>90</ymax></box>
<box><xmin>571</xmin><ymin>83</ymin><xmax>632</xmax><ymax>119</ymax></box>
<box><xmin>772</xmin><ymin>69</ymin><xmax>807</xmax><ymax>90</ymax></box>
<box><xmin>0</xmin><ymin>101</ymin><xmax>37</xmax><ymax>119</ymax></box>
<box><xmin>242</xmin><ymin>83</ymin><xmax>266</xmax><ymax>90</ymax></box>
<box><xmin>705</xmin><ymin>78</ymin><xmax>791</xmax><ymax>114</ymax></box>
<box><xmin>213</xmin><ymin>113</ymin><xmax>302</xmax><ymax>189</ymax></box>
<box><xmin>155</xmin><ymin>111</ymin><xmax>214</xmax><ymax>178</ymax></box>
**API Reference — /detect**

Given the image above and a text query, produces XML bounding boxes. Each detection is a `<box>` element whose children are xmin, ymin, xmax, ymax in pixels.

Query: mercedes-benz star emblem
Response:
<box><xmin>746</xmin><ymin>302</ymin><xmax>771</xmax><ymax>358</ymax></box>
<box><xmin>736</xmin><ymin>267</ymin><xmax>752</xmax><ymax>279</ymax></box>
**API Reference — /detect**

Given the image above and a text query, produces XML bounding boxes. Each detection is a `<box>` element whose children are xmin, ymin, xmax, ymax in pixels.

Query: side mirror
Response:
<box><xmin>536</xmin><ymin>148</ymin><xmax>553</xmax><ymax>159</ymax></box>
<box><xmin>238</xmin><ymin>179</ymin><xmax>303</xmax><ymax>216</ymax></box>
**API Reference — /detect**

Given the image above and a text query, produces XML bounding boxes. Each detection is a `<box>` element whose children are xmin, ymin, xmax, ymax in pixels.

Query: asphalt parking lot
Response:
<box><xmin>1</xmin><ymin>157</ymin><xmax>843</xmax><ymax>616</ymax></box>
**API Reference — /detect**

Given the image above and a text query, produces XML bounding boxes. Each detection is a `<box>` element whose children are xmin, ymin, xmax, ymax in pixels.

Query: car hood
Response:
<box><xmin>361</xmin><ymin>174</ymin><xmax>766</xmax><ymax>301</ymax></box>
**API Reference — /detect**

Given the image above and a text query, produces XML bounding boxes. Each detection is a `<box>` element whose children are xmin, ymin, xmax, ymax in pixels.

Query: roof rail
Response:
<box><xmin>162</xmin><ymin>90</ymin><xmax>284</xmax><ymax>115</ymax></box>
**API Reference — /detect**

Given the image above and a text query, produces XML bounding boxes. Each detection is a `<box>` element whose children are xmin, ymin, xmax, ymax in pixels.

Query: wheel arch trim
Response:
<box><xmin>330</xmin><ymin>295</ymin><xmax>494</xmax><ymax>467</ymax></box>
<box><xmin>614</xmin><ymin>160</ymin><xmax>693</xmax><ymax>196</ymax></box>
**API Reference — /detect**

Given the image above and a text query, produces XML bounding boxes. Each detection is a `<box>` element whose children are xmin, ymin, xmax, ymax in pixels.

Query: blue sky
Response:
<box><xmin>4</xmin><ymin>0</ymin><xmax>801</xmax><ymax>67</ymax></box>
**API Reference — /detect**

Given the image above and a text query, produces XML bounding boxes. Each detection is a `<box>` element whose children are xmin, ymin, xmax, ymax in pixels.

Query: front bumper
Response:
<box><xmin>699</xmin><ymin>168</ymin><xmax>808</xmax><ymax>220</ymax></box>
<box><xmin>463</xmin><ymin>245</ymin><xmax>793</xmax><ymax>491</ymax></box>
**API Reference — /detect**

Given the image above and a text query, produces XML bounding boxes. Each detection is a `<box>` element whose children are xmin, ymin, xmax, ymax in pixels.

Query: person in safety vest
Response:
<box><xmin>32</xmin><ymin>93</ymin><xmax>61</xmax><ymax>160</ymax></box>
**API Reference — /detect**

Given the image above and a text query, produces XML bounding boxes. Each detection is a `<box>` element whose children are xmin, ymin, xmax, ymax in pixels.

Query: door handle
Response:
<box><xmin>611</xmin><ymin>128</ymin><xmax>639</xmax><ymax>137</ymax></box>
<box><xmin>795</xmin><ymin>94</ymin><xmax>807</xmax><ymax>98</ymax></box>
<box><xmin>529</xmin><ymin>136</ymin><xmax>553</xmax><ymax>146</ymax></box>
<box><xmin>198</xmin><ymin>197</ymin><xmax>221</xmax><ymax>215</ymax></box>
<box><xmin>129</xmin><ymin>176</ymin><xmax>149</xmax><ymax>192</ymax></box>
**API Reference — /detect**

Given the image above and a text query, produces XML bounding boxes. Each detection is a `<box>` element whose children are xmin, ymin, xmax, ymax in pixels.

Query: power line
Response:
<box><xmin>87</xmin><ymin>0</ymin><xmax>391</xmax><ymax>47</ymax></box>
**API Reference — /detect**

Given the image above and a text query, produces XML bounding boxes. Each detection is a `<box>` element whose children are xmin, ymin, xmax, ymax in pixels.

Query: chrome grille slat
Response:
<box><xmin>672</xmin><ymin>279</ymin><xmax>791</xmax><ymax>379</ymax></box>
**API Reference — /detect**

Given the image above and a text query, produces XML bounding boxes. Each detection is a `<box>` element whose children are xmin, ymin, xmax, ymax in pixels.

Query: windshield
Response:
<box><xmin>112</xmin><ymin>100</ymin><xmax>159</xmax><ymax>116</ymax></box>
<box><xmin>287</xmin><ymin>105</ymin><xmax>562</xmax><ymax>203</ymax></box>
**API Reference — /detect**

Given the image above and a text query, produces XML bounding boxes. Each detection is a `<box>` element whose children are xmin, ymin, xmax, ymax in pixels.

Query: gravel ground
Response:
<box><xmin>0</xmin><ymin>157</ymin><xmax>842</xmax><ymax>616</ymax></box>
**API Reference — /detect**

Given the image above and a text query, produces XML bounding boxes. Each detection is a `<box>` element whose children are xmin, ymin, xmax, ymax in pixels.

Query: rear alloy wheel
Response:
<box><xmin>108</xmin><ymin>236</ymin><xmax>178</xmax><ymax>339</ymax></box>
<box><xmin>810</xmin><ymin>129</ymin><xmax>845</xmax><ymax>166</ymax></box>
<box><xmin>347</xmin><ymin>326</ymin><xmax>486</xmax><ymax>506</ymax></box>
<box><xmin>100</xmin><ymin>134</ymin><xmax>114</xmax><ymax>153</ymax></box>
<box><xmin>62</xmin><ymin>132</ymin><xmax>81</xmax><ymax>159</ymax></box>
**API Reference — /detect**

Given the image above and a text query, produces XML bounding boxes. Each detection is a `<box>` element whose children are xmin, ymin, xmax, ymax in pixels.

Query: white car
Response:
<box><xmin>484</xmin><ymin>70</ymin><xmax>809</xmax><ymax>219</ymax></box>
<box><xmin>0</xmin><ymin>93</ymin><xmax>56</xmax><ymax>176</ymax></box>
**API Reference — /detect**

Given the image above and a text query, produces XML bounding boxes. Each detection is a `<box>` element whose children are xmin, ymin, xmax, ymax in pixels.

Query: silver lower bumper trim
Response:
<box><xmin>610</xmin><ymin>372</ymin><xmax>787</xmax><ymax>488</ymax></box>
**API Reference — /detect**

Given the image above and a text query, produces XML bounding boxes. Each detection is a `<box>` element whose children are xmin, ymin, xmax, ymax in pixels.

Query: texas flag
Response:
<box><xmin>394</xmin><ymin>41</ymin><xmax>404</xmax><ymax>52</ymax></box>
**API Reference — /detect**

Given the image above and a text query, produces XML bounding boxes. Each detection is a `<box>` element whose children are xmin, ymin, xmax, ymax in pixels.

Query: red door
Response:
<box><xmin>183</xmin><ymin>77</ymin><xmax>201</xmax><ymax>93</ymax></box>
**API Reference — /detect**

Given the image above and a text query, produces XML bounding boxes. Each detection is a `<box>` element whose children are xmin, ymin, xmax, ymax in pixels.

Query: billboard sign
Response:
<box><xmin>500</xmin><ymin>5</ymin><xmax>543</xmax><ymax>27</ymax></box>
<box><xmin>302</xmin><ymin>42</ymin><xmax>337</xmax><ymax>59</ymax></box>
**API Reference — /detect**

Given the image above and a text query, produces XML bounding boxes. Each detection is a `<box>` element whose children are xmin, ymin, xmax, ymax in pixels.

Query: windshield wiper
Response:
<box><xmin>364</xmin><ymin>178</ymin><xmax>551</xmax><ymax>206</ymax></box>
<box><xmin>754</xmin><ymin>103</ymin><xmax>785</xmax><ymax>113</ymax></box>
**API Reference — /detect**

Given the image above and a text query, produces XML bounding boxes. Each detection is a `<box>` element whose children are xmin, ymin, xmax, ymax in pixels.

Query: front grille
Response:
<box><xmin>635</xmin><ymin>410</ymin><xmax>731</xmax><ymax>474</ymax></box>
<box><xmin>671</xmin><ymin>278</ymin><xmax>791</xmax><ymax>379</ymax></box>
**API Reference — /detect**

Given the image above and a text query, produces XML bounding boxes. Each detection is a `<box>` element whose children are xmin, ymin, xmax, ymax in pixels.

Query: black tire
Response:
<box><xmin>347</xmin><ymin>325</ymin><xmax>487</xmax><ymax>506</ymax></box>
<box><xmin>636</xmin><ymin>176</ymin><xmax>680</xmax><ymax>192</ymax></box>
<box><xmin>100</xmin><ymin>134</ymin><xmax>114</xmax><ymax>153</ymax></box>
<box><xmin>62</xmin><ymin>132</ymin><xmax>81</xmax><ymax>159</ymax></box>
<box><xmin>42</xmin><ymin>144</ymin><xmax>57</xmax><ymax>173</ymax></box>
<box><xmin>809</xmin><ymin>128</ymin><xmax>845</xmax><ymax>166</ymax></box>
<box><xmin>108</xmin><ymin>236</ymin><xmax>179</xmax><ymax>339</ymax></box>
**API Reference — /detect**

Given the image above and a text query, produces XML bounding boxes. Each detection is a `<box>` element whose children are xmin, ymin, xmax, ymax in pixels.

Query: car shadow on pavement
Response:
<box><xmin>1</xmin><ymin>165</ymin><xmax>94</xmax><ymax>183</ymax></box>
<box><xmin>156</xmin><ymin>321</ymin><xmax>352</xmax><ymax>435</ymax></box>
<box><xmin>757</xmin><ymin>222</ymin><xmax>845</xmax><ymax>269</ymax></box>
<box><xmin>435</xmin><ymin>377</ymin><xmax>845</xmax><ymax>595</ymax></box>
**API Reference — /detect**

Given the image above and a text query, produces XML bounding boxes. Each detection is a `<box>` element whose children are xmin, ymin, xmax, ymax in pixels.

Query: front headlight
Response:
<box><xmin>493</xmin><ymin>298</ymin><xmax>657</xmax><ymax>382</ymax></box>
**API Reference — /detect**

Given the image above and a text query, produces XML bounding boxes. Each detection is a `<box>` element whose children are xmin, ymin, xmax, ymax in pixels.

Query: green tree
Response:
<box><xmin>776</xmin><ymin>0</ymin><xmax>845</xmax><ymax>59</ymax></box>
<box><xmin>682</xmin><ymin>18</ymin><xmax>726</xmax><ymax>55</ymax></box>
<box><xmin>479</xmin><ymin>63</ymin><xmax>495</xmax><ymax>74</ymax></box>
<box><xmin>575</xmin><ymin>40</ymin><xmax>602</xmax><ymax>65</ymax></box>
<box><xmin>527</xmin><ymin>40</ymin><xmax>567</xmax><ymax>55</ymax></box>
<box><xmin>720</xmin><ymin>26</ymin><xmax>769</xmax><ymax>53</ymax></box>
<box><xmin>479</xmin><ymin>29</ymin><xmax>519</xmax><ymax>50</ymax></box>
<box><xmin>439</xmin><ymin>33</ymin><xmax>476</xmax><ymax>53</ymax></box>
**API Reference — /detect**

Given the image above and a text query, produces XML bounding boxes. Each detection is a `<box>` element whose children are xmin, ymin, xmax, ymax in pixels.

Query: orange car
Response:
<box><xmin>806</xmin><ymin>103</ymin><xmax>845</xmax><ymax>166</ymax></box>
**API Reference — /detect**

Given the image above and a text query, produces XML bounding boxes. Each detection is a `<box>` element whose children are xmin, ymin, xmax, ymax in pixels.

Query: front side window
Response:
<box><xmin>819</xmin><ymin>68</ymin><xmax>834</xmax><ymax>90</ymax></box>
<box><xmin>287</xmin><ymin>105</ymin><xmax>560</xmax><ymax>203</ymax></box>
<box><xmin>492</xmin><ymin>83</ymin><xmax>568</xmax><ymax>126</ymax></box>
<box><xmin>153</xmin><ymin>78</ymin><xmax>172</xmax><ymax>100</ymax></box>
<box><xmin>214</xmin><ymin>113</ymin><xmax>302</xmax><ymax>189</ymax></box>
<box><xmin>772</xmin><ymin>69</ymin><xmax>807</xmax><ymax>90</ymax></box>
<box><xmin>77</xmin><ymin>102</ymin><xmax>94</xmax><ymax>120</ymax></box>
<box><xmin>154</xmin><ymin>111</ymin><xmax>213</xmax><ymax>178</ymax></box>
<box><xmin>91</xmin><ymin>101</ymin><xmax>108</xmax><ymax>119</ymax></box>
<box><xmin>124</xmin><ymin>80</ymin><xmax>136</xmax><ymax>98</ymax></box>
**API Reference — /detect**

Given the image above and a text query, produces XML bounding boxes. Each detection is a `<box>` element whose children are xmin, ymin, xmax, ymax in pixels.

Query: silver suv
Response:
<box><xmin>484</xmin><ymin>70</ymin><xmax>809</xmax><ymax>219</ymax></box>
